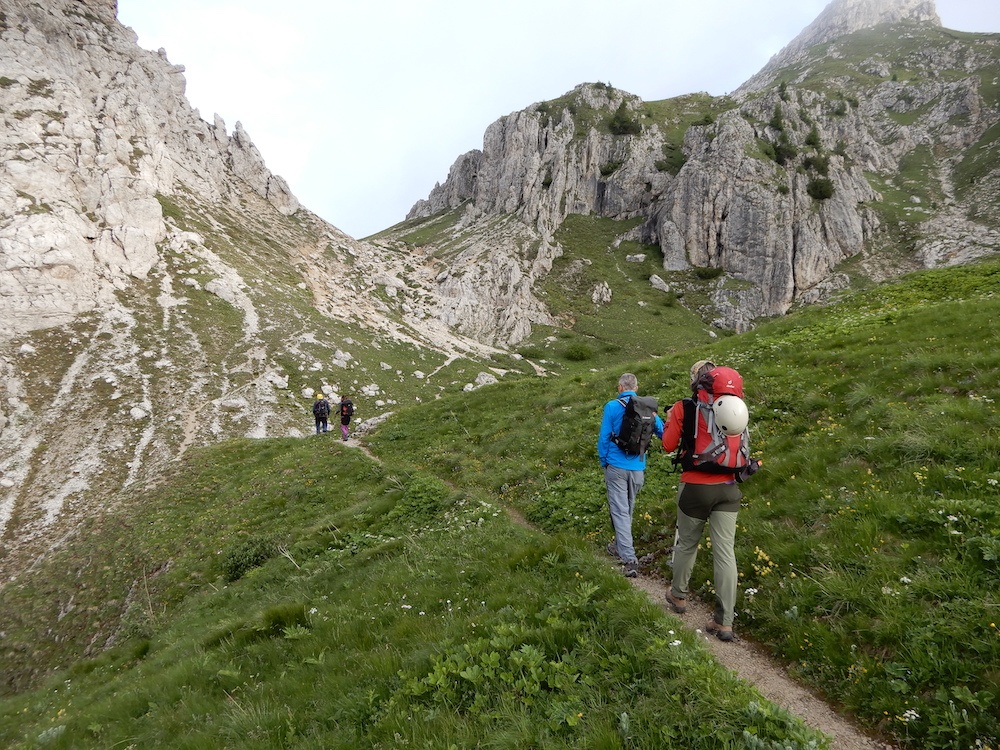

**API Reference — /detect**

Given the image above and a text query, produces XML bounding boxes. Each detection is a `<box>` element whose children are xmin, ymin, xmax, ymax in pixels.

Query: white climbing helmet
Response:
<box><xmin>713</xmin><ymin>395</ymin><xmax>748</xmax><ymax>436</ymax></box>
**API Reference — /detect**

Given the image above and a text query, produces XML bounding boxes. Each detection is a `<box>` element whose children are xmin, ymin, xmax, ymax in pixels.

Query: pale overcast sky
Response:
<box><xmin>116</xmin><ymin>1</ymin><xmax>999</xmax><ymax>239</ymax></box>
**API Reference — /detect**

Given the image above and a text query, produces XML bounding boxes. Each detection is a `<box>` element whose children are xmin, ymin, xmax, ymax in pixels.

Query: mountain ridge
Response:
<box><xmin>737</xmin><ymin>0</ymin><xmax>942</xmax><ymax>94</ymax></box>
<box><xmin>404</xmin><ymin>0</ymin><xmax>999</xmax><ymax>337</ymax></box>
<box><xmin>0</xmin><ymin>0</ymin><xmax>533</xmax><ymax>586</ymax></box>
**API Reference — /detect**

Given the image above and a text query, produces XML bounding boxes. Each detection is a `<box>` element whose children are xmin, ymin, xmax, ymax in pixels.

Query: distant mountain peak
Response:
<box><xmin>737</xmin><ymin>0</ymin><xmax>941</xmax><ymax>94</ymax></box>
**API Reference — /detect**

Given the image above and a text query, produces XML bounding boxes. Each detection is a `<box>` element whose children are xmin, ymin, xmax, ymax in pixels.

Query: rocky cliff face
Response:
<box><xmin>408</xmin><ymin>85</ymin><xmax>678</xmax><ymax>343</ymax></box>
<box><xmin>0</xmin><ymin>0</ymin><xmax>527</xmax><ymax>583</ymax></box>
<box><xmin>413</xmin><ymin>86</ymin><xmax>663</xmax><ymax>236</ymax></box>
<box><xmin>408</xmin><ymin>0</ymin><xmax>1000</xmax><ymax>335</ymax></box>
<box><xmin>0</xmin><ymin>0</ymin><xmax>299</xmax><ymax>340</ymax></box>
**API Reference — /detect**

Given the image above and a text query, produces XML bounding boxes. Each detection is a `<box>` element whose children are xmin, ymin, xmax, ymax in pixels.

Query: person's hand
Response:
<box><xmin>735</xmin><ymin>458</ymin><xmax>762</xmax><ymax>483</ymax></box>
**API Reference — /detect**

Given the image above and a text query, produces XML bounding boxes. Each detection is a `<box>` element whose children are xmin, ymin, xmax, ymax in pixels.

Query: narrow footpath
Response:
<box><xmin>627</xmin><ymin>574</ymin><xmax>896</xmax><ymax>750</ymax></box>
<box><xmin>346</xmin><ymin>433</ymin><xmax>895</xmax><ymax>750</ymax></box>
<box><xmin>501</xmin><ymin>498</ymin><xmax>895</xmax><ymax>750</ymax></box>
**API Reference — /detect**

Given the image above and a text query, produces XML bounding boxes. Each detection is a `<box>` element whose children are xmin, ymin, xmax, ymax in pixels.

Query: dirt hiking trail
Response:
<box><xmin>500</xmin><ymin>496</ymin><xmax>896</xmax><ymax>750</ymax></box>
<box><xmin>628</xmin><ymin>573</ymin><xmax>896</xmax><ymax>750</ymax></box>
<box><xmin>345</xmin><ymin>436</ymin><xmax>895</xmax><ymax>750</ymax></box>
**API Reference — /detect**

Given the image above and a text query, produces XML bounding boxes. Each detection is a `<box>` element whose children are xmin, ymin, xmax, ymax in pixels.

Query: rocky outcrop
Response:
<box><xmin>407</xmin><ymin>86</ymin><xmax>673</xmax><ymax>342</ymax></box>
<box><xmin>410</xmin><ymin>150</ymin><xmax>480</xmax><ymax>219</ymax></box>
<box><xmin>431</xmin><ymin>216</ymin><xmax>558</xmax><ymax>346</ymax></box>
<box><xmin>657</xmin><ymin>94</ymin><xmax>882</xmax><ymax>328</ymax></box>
<box><xmin>410</xmin><ymin>86</ymin><xmax>660</xmax><ymax>237</ymax></box>
<box><xmin>73</xmin><ymin>0</ymin><xmax>118</xmax><ymax>21</ymax></box>
<box><xmin>0</xmin><ymin>0</ymin><xmax>297</xmax><ymax>340</ymax></box>
<box><xmin>407</xmin><ymin>0</ymin><xmax>998</xmax><ymax>332</ymax></box>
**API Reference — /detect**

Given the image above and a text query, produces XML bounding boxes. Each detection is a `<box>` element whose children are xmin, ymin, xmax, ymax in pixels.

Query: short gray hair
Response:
<box><xmin>618</xmin><ymin>373</ymin><xmax>638</xmax><ymax>391</ymax></box>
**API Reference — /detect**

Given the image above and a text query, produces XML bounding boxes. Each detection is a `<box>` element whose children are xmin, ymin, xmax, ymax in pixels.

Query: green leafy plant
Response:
<box><xmin>221</xmin><ymin>534</ymin><xmax>277</xmax><ymax>581</ymax></box>
<box><xmin>563</xmin><ymin>343</ymin><xmax>594</xmax><ymax>362</ymax></box>
<box><xmin>803</xmin><ymin>153</ymin><xmax>830</xmax><ymax>175</ymax></box>
<box><xmin>773</xmin><ymin>133</ymin><xmax>798</xmax><ymax>165</ymax></box>
<box><xmin>608</xmin><ymin>102</ymin><xmax>641</xmax><ymax>135</ymax></box>
<box><xmin>769</xmin><ymin>104</ymin><xmax>785</xmax><ymax>131</ymax></box>
<box><xmin>655</xmin><ymin>143</ymin><xmax>686</xmax><ymax>175</ymax></box>
<box><xmin>807</xmin><ymin>177</ymin><xmax>835</xmax><ymax>200</ymax></box>
<box><xmin>600</xmin><ymin>160</ymin><xmax>624</xmax><ymax>176</ymax></box>
<box><xmin>805</xmin><ymin>125</ymin><xmax>822</xmax><ymax>149</ymax></box>
<box><xmin>694</xmin><ymin>266</ymin><xmax>724</xmax><ymax>280</ymax></box>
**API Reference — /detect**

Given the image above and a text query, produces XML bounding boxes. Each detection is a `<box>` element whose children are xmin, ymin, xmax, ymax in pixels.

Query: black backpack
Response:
<box><xmin>313</xmin><ymin>399</ymin><xmax>330</xmax><ymax>418</ymax></box>
<box><xmin>611</xmin><ymin>395</ymin><xmax>658</xmax><ymax>456</ymax></box>
<box><xmin>340</xmin><ymin>400</ymin><xmax>354</xmax><ymax>418</ymax></box>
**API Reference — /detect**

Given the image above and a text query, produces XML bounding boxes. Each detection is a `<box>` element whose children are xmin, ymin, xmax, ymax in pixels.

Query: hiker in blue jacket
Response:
<box><xmin>598</xmin><ymin>373</ymin><xmax>664</xmax><ymax>577</ymax></box>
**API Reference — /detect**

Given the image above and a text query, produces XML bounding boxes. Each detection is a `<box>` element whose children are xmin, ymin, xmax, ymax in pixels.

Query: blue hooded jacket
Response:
<box><xmin>597</xmin><ymin>391</ymin><xmax>664</xmax><ymax>470</ymax></box>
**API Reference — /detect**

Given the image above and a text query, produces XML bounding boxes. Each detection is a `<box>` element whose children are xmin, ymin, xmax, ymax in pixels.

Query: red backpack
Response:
<box><xmin>698</xmin><ymin>366</ymin><xmax>743</xmax><ymax>399</ymax></box>
<box><xmin>672</xmin><ymin>366</ymin><xmax>757</xmax><ymax>479</ymax></box>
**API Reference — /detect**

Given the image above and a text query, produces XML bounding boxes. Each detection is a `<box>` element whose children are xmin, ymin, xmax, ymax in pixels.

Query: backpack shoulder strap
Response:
<box><xmin>672</xmin><ymin>398</ymin><xmax>697</xmax><ymax>469</ymax></box>
<box><xmin>681</xmin><ymin>398</ymin><xmax>697</xmax><ymax>450</ymax></box>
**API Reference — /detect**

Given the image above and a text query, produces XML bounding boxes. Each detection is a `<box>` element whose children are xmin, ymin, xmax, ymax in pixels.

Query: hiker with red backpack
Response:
<box><xmin>598</xmin><ymin>373</ymin><xmax>664</xmax><ymax>577</ymax></box>
<box><xmin>661</xmin><ymin>360</ymin><xmax>761</xmax><ymax>641</ymax></box>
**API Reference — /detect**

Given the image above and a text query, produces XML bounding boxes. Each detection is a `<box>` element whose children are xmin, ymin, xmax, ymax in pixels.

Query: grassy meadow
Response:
<box><xmin>2</xmin><ymin>259</ymin><xmax>1000</xmax><ymax>748</ymax></box>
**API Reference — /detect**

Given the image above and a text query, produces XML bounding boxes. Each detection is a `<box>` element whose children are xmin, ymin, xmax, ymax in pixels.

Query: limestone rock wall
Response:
<box><xmin>0</xmin><ymin>0</ymin><xmax>297</xmax><ymax>340</ymax></box>
<box><xmin>407</xmin><ymin>0</ymin><xmax>998</xmax><ymax>333</ymax></box>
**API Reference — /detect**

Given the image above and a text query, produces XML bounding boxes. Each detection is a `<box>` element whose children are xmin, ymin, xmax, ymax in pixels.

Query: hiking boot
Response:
<box><xmin>606</xmin><ymin>542</ymin><xmax>620</xmax><ymax>559</ymax></box>
<box><xmin>706</xmin><ymin>620</ymin><xmax>734</xmax><ymax>642</ymax></box>
<box><xmin>666</xmin><ymin>592</ymin><xmax>687</xmax><ymax>614</ymax></box>
<box><xmin>623</xmin><ymin>560</ymin><xmax>639</xmax><ymax>578</ymax></box>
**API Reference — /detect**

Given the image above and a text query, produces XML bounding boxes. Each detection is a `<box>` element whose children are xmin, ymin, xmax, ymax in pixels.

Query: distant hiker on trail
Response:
<box><xmin>597</xmin><ymin>373</ymin><xmax>663</xmax><ymax>577</ymax></box>
<box><xmin>313</xmin><ymin>393</ymin><xmax>331</xmax><ymax>434</ymax></box>
<box><xmin>661</xmin><ymin>359</ymin><xmax>761</xmax><ymax>642</ymax></box>
<box><xmin>339</xmin><ymin>395</ymin><xmax>354</xmax><ymax>441</ymax></box>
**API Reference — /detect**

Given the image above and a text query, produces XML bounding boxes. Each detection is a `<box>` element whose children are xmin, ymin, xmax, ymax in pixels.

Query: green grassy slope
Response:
<box><xmin>2</xmin><ymin>259</ymin><xmax>1000</xmax><ymax>748</ymax></box>
<box><xmin>381</xmin><ymin>210</ymin><xmax>724</xmax><ymax>375</ymax></box>
<box><xmin>0</xmin><ymin>438</ymin><xmax>823</xmax><ymax>748</ymax></box>
<box><xmin>367</xmin><ymin>259</ymin><xmax>1000</xmax><ymax>749</ymax></box>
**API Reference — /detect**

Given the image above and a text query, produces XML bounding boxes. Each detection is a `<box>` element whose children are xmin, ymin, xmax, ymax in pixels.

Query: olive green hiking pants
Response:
<box><xmin>669</xmin><ymin>482</ymin><xmax>741</xmax><ymax>627</ymax></box>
